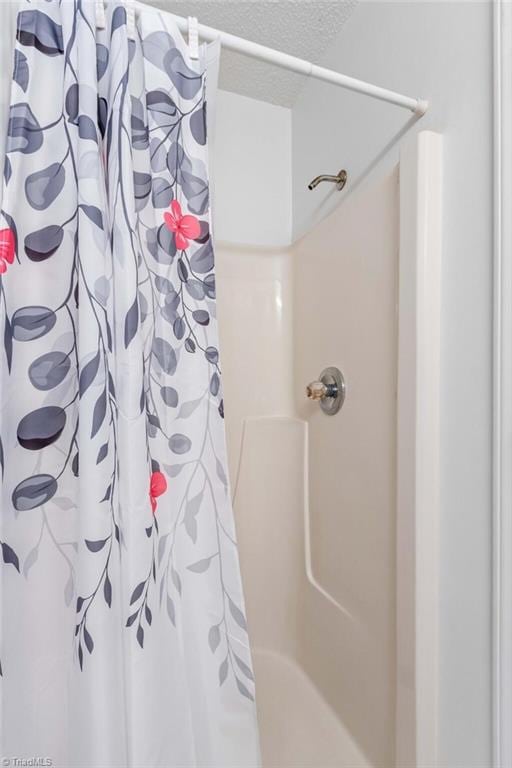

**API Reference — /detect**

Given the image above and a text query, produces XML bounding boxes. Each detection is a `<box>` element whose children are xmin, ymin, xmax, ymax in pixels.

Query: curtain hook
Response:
<box><xmin>188</xmin><ymin>16</ymin><xmax>199</xmax><ymax>60</ymax></box>
<box><xmin>95</xmin><ymin>0</ymin><xmax>106</xmax><ymax>29</ymax></box>
<box><xmin>126</xmin><ymin>0</ymin><xmax>136</xmax><ymax>39</ymax></box>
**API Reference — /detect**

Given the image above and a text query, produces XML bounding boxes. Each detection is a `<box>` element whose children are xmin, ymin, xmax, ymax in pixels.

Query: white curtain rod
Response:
<box><xmin>134</xmin><ymin>3</ymin><xmax>428</xmax><ymax>116</ymax></box>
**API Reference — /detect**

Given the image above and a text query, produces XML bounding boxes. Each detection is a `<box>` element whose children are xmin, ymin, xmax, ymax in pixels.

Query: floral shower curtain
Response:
<box><xmin>0</xmin><ymin>2</ymin><xmax>260</xmax><ymax>767</ymax></box>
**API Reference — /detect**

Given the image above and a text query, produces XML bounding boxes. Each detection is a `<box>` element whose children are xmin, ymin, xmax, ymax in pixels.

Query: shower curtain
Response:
<box><xmin>0</xmin><ymin>2</ymin><xmax>260</xmax><ymax>767</ymax></box>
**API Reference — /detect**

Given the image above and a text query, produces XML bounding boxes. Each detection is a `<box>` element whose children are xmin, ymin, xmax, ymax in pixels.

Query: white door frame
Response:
<box><xmin>493</xmin><ymin>2</ymin><xmax>512</xmax><ymax>766</ymax></box>
<box><xmin>396</xmin><ymin>130</ymin><xmax>443</xmax><ymax>768</ymax></box>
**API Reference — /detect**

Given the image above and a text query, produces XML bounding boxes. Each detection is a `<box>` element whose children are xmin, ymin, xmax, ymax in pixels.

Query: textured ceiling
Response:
<box><xmin>145</xmin><ymin>1</ymin><xmax>357</xmax><ymax>107</ymax></box>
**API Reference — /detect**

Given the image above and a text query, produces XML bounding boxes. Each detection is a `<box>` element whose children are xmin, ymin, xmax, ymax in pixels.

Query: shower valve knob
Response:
<box><xmin>306</xmin><ymin>367</ymin><xmax>346</xmax><ymax>415</ymax></box>
<box><xmin>306</xmin><ymin>381</ymin><xmax>332</xmax><ymax>401</ymax></box>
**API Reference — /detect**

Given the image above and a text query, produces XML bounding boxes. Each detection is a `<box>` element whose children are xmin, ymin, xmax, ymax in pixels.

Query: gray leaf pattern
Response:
<box><xmin>13</xmin><ymin>50</ymin><xmax>29</xmax><ymax>92</ymax></box>
<box><xmin>12</xmin><ymin>474</ymin><xmax>58</xmax><ymax>511</ymax></box>
<box><xmin>6</xmin><ymin>102</ymin><xmax>43</xmax><ymax>154</ymax></box>
<box><xmin>29</xmin><ymin>351</ymin><xmax>71</xmax><ymax>390</ymax></box>
<box><xmin>17</xmin><ymin>406</ymin><xmax>66</xmax><ymax>450</ymax></box>
<box><xmin>16</xmin><ymin>10</ymin><xmax>64</xmax><ymax>56</ymax></box>
<box><xmin>11</xmin><ymin>306</ymin><xmax>56</xmax><ymax>341</ymax></box>
<box><xmin>24</xmin><ymin>224</ymin><xmax>63</xmax><ymax>261</ymax></box>
<box><xmin>25</xmin><ymin>163</ymin><xmax>65</xmax><ymax>210</ymax></box>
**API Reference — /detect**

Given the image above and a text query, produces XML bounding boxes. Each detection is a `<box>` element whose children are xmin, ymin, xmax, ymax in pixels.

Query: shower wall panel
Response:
<box><xmin>292</xmin><ymin>168</ymin><xmax>399</xmax><ymax>767</ymax></box>
<box><xmin>215</xmin><ymin>244</ymin><xmax>295</xmax><ymax>485</ymax></box>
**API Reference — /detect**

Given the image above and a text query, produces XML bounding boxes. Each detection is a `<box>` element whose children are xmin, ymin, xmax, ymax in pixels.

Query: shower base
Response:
<box><xmin>253</xmin><ymin>649</ymin><xmax>370</xmax><ymax>768</ymax></box>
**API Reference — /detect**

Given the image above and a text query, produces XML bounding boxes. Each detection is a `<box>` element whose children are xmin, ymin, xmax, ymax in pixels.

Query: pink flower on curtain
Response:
<box><xmin>0</xmin><ymin>229</ymin><xmax>15</xmax><ymax>274</ymax></box>
<box><xmin>150</xmin><ymin>471</ymin><xmax>167</xmax><ymax>513</ymax></box>
<box><xmin>164</xmin><ymin>200</ymin><xmax>200</xmax><ymax>250</ymax></box>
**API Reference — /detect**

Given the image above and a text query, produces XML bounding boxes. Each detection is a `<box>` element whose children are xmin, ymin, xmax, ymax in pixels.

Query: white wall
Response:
<box><xmin>292</xmin><ymin>3</ymin><xmax>493</xmax><ymax>765</ymax></box>
<box><xmin>212</xmin><ymin>89</ymin><xmax>292</xmax><ymax>247</ymax></box>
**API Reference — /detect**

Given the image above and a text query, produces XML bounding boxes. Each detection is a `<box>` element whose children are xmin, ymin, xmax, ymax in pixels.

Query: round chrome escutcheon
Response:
<box><xmin>306</xmin><ymin>366</ymin><xmax>346</xmax><ymax>415</ymax></box>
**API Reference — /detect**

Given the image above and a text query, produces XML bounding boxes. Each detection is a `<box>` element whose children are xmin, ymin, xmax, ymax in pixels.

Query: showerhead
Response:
<box><xmin>307</xmin><ymin>177</ymin><xmax>324</xmax><ymax>190</ymax></box>
<box><xmin>308</xmin><ymin>169</ymin><xmax>347</xmax><ymax>191</ymax></box>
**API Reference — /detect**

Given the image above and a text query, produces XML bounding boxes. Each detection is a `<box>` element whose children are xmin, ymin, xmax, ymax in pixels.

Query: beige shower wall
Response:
<box><xmin>215</xmin><ymin>243</ymin><xmax>295</xmax><ymax>485</ymax></box>
<box><xmin>292</xmin><ymin>167</ymin><xmax>399</xmax><ymax>767</ymax></box>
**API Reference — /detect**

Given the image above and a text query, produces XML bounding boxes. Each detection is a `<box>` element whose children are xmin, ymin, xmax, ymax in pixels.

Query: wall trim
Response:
<box><xmin>493</xmin><ymin>2</ymin><xmax>512</xmax><ymax>765</ymax></box>
<box><xmin>396</xmin><ymin>131</ymin><xmax>443</xmax><ymax>768</ymax></box>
